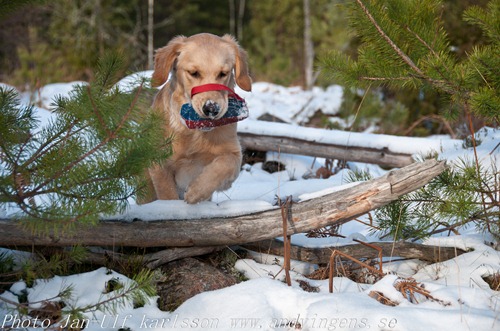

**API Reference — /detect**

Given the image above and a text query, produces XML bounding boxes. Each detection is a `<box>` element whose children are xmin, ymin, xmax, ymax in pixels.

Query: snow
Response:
<box><xmin>115</xmin><ymin>70</ymin><xmax>155</xmax><ymax>93</ymax></box>
<box><xmin>441</xmin><ymin>126</ymin><xmax>500</xmax><ymax>172</ymax></box>
<box><xmin>2</xmin><ymin>244</ymin><xmax>498</xmax><ymax>331</ymax></box>
<box><xmin>34</xmin><ymin>81</ymin><xmax>88</xmax><ymax>110</ymax></box>
<box><xmin>234</xmin><ymin>82</ymin><xmax>344</xmax><ymax>124</ymax></box>
<box><xmin>110</xmin><ymin>199</ymin><xmax>275</xmax><ymax>221</ymax></box>
<box><xmin>1</xmin><ymin>77</ymin><xmax>499</xmax><ymax>330</ymax></box>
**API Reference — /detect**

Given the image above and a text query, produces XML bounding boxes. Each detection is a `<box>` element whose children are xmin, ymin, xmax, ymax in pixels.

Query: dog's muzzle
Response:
<box><xmin>180</xmin><ymin>84</ymin><xmax>249</xmax><ymax>131</ymax></box>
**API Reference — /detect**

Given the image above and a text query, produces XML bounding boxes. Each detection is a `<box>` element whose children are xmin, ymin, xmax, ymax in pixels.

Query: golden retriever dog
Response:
<box><xmin>145</xmin><ymin>33</ymin><xmax>252</xmax><ymax>204</ymax></box>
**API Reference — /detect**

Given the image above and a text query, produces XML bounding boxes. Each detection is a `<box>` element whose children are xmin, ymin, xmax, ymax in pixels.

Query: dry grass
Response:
<box><xmin>483</xmin><ymin>272</ymin><xmax>500</xmax><ymax>291</ymax></box>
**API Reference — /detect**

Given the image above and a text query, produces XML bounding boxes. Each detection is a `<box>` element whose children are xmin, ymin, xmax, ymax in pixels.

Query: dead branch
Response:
<box><xmin>279</xmin><ymin>196</ymin><xmax>293</xmax><ymax>286</ymax></box>
<box><xmin>329</xmin><ymin>248</ymin><xmax>383</xmax><ymax>292</ymax></box>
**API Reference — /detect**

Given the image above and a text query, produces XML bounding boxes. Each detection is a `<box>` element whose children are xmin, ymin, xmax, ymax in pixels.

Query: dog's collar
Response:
<box><xmin>180</xmin><ymin>84</ymin><xmax>249</xmax><ymax>131</ymax></box>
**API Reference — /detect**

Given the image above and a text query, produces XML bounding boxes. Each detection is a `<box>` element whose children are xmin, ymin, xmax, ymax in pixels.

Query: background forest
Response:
<box><xmin>0</xmin><ymin>0</ymin><xmax>494</xmax><ymax>137</ymax></box>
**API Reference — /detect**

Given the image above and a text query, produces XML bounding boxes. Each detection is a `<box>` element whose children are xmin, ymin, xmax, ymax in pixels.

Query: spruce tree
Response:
<box><xmin>0</xmin><ymin>53</ymin><xmax>170</xmax><ymax>232</ymax></box>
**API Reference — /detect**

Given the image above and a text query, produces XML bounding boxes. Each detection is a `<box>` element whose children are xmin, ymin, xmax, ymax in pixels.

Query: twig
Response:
<box><xmin>466</xmin><ymin>109</ymin><xmax>491</xmax><ymax>233</ymax></box>
<box><xmin>490</xmin><ymin>142</ymin><xmax>500</xmax><ymax>155</ymax></box>
<box><xmin>359</xmin><ymin>76</ymin><xmax>414</xmax><ymax>82</ymax></box>
<box><xmin>422</xmin><ymin>209</ymin><xmax>500</xmax><ymax>239</ymax></box>
<box><xmin>279</xmin><ymin>196</ymin><xmax>293</xmax><ymax>286</ymax></box>
<box><xmin>394</xmin><ymin>278</ymin><xmax>450</xmax><ymax>305</ymax></box>
<box><xmin>328</xmin><ymin>234</ymin><xmax>384</xmax><ymax>293</ymax></box>
<box><xmin>329</xmin><ymin>247</ymin><xmax>384</xmax><ymax>293</ymax></box>
<box><xmin>403</xmin><ymin>114</ymin><xmax>456</xmax><ymax>138</ymax></box>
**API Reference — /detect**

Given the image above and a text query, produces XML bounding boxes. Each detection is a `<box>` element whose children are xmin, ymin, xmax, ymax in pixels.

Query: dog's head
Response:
<box><xmin>152</xmin><ymin>33</ymin><xmax>252</xmax><ymax>120</ymax></box>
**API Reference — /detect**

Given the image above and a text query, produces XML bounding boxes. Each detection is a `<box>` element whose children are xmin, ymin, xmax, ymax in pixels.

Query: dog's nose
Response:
<box><xmin>202</xmin><ymin>100</ymin><xmax>220</xmax><ymax>118</ymax></box>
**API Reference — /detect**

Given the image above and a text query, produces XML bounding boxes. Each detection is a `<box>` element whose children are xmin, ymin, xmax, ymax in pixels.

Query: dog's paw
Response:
<box><xmin>184</xmin><ymin>186</ymin><xmax>212</xmax><ymax>204</ymax></box>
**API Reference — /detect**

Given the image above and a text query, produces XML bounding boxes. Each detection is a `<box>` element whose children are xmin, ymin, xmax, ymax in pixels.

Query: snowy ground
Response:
<box><xmin>0</xmin><ymin>76</ymin><xmax>499</xmax><ymax>331</ymax></box>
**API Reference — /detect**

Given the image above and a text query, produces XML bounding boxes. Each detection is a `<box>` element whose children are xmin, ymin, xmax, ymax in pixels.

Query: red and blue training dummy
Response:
<box><xmin>180</xmin><ymin>84</ymin><xmax>249</xmax><ymax>131</ymax></box>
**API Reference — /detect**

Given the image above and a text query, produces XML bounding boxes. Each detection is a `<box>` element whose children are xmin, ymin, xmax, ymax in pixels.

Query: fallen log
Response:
<box><xmin>0</xmin><ymin>159</ymin><xmax>446</xmax><ymax>248</ymax></box>
<box><xmin>237</xmin><ymin>120</ymin><xmax>461</xmax><ymax>168</ymax></box>
<box><xmin>242</xmin><ymin>239</ymin><xmax>466</xmax><ymax>264</ymax></box>
<box><xmin>239</xmin><ymin>133</ymin><xmax>414</xmax><ymax>168</ymax></box>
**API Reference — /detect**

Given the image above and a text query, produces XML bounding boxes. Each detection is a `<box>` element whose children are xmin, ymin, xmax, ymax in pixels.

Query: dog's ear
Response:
<box><xmin>152</xmin><ymin>35</ymin><xmax>186</xmax><ymax>87</ymax></box>
<box><xmin>223</xmin><ymin>34</ymin><xmax>252</xmax><ymax>92</ymax></box>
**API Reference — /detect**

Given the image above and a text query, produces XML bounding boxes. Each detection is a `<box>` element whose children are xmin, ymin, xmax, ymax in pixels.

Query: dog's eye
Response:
<box><xmin>189</xmin><ymin>71</ymin><xmax>200</xmax><ymax>78</ymax></box>
<box><xmin>218</xmin><ymin>72</ymin><xmax>228</xmax><ymax>79</ymax></box>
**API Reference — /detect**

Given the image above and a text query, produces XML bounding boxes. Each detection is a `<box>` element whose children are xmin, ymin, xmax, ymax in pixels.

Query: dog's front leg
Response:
<box><xmin>149</xmin><ymin>162</ymin><xmax>179</xmax><ymax>200</ymax></box>
<box><xmin>184</xmin><ymin>153</ymin><xmax>241</xmax><ymax>204</ymax></box>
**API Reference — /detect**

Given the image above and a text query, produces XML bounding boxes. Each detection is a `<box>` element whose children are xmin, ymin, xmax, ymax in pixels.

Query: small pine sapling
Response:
<box><xmin>0</xmin><ymin>52</ymin><xmax>171</xmax><ymax>233</ymax></box>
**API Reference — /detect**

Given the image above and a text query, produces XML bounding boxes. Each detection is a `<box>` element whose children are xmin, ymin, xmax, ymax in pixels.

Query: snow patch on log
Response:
<box><xmin>109</xmin><ymin>199</ymin><xmax>276</xmax><ymax>221</ymax></box>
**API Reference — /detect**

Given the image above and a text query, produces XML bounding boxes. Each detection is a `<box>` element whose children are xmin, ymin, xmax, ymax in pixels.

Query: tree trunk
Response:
<box><xmin>0</xmin><ymin>160</ymin><xmax>446</xmax><ymax>248</ymax></box>
<box><xmin>303</xmin><ymin>0</ymin><xmax>314</xmax><ymax>90</ymax></box>
<box><xmin>229</xmin><ymin>0</ymin><xmax>235</xmax><ymax>37</ymax></box>
<box><xmin>237</xmin><ymin>0</ymin><xmax>245</xmax><ymax>41</ymax></box>
<box><xmin>147</xmin><ymin>0</ymin><xmax>154</xmax><ymax>70</ymax></box>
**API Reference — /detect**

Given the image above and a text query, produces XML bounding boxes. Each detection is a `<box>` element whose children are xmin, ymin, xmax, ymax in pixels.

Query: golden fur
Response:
<box><xmin>145</xmin><ymin>33</ymin><xmax>252</xmax><ymax>204</ymax></box>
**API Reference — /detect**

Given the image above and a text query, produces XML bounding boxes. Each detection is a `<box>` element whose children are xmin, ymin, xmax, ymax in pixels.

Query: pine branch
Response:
<box><xmin>0</xmin><ymin>54</ymin><xmax>169</xmax><ymax>229</ymax></box>
<box><xmin>0</xmin><ymin>268</ymin><xmax>154</xmax><ymax>329</ymax></box>
<box><xmin>113</xmin><ymin>83</ymin><xmax>144</xmax><ymax>139</ymax></box>
<box><xmin>87</xmin><ymin>85</ymin><xmax>111</xmax><ymax>136</ymax></box>
<box><xmin>29</xmin><ymin>83</ymin><xmax>144</xmax><ymax>199</ymax></box>
<box><xmin>355</xmin><ymin>0</ymin><xmax>424</xmax><ymax>76</ymax></box>
<box><xmin>320</xmin><ymin>0</ymin><xmax>499</xmax><ymax>240</ymax></box>
<box><xmin>403</xmin><ymin>25</ymin><xmax>459</xmax><ymax>94</ymax></box>
<box><xmin>68</xmin><ymin>269</ymin><xmax>155</xmax><ymax>316</ymax></box>
<box><xmin>354</xmin><ymin>0</ymin><xmax>454</xmax><ymax>93</ymax></box>
<box><xmin>19</xmin><ymin>120</ymin><xmax>83</xmax><ymax>170</ymax></box>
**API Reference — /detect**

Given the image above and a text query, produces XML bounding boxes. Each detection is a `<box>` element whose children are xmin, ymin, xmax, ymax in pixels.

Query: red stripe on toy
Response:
<box><xmin>183</xmin><ymin>117</ymin><xmax>241</xmax><ymax>130</ymax></box>
<box><xmin>190</xmin><ymin>84</ymin><xmax>243</xmax><ymax>101</ymax></box>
